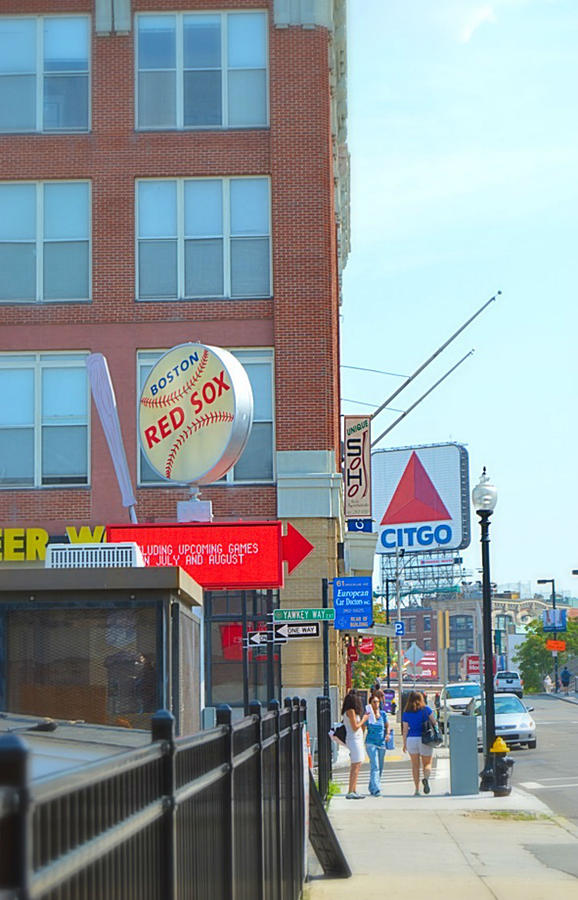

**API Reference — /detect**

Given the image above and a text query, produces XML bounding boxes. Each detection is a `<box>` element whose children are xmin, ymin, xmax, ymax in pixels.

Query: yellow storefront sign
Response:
<box><xmin>0</xmin><ymin>526</ymin><xmax>106</xmax><ymax>561</ymax></box>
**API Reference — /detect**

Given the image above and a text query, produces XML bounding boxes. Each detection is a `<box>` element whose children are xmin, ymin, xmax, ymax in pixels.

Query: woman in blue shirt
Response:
<box><xmin>365</xmin><ymin>692</ymin><xmax>390</xmax><ymax>796</ymax></box>
<box><xmin>402</xmin><ymin>691</ymin><xmax>437</xmax><ymax>796</ymax></box>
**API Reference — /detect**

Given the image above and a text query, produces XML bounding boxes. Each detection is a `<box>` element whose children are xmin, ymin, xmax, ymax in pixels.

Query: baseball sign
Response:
<box><xmin>139</xmin><ymin>342</ymin><xmax>253</xmax><ymax>484</ymax></box>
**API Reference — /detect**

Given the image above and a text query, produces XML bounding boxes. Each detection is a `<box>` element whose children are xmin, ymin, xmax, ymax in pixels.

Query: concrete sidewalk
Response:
<box><xmin>306</xmin><ymin>732</ymin><xmax>578</xmax><ymax>899</ymax></box>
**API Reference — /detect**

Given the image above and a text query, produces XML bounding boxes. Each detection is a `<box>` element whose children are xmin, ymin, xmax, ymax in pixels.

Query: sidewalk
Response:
<box><xmin>306</xmin><ymin>735</ymin><xmax>578</xmax><ymax>899</ymax></box>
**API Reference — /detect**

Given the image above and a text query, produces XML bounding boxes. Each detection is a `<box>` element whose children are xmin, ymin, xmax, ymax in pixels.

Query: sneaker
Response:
<box><xmin>413</xmin><ymin>789</ymin><xmax>421</xmax><ymax>796</ymax></box>
<box><xmin>422</xmin><ymin>778</ymin><xmax>431</xmax><ymax>795</ymax></box>
<box><xmin>345</xmin><ymin>791</ymin><xmax>365</xmax><ymax>799</ymax></box>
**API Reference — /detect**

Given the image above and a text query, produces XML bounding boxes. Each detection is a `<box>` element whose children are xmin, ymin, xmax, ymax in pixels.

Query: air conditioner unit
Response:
<box><xmin>45</xmin><ymin>543</ymin><xmax>145</xmax><ymax>569</ymax></box>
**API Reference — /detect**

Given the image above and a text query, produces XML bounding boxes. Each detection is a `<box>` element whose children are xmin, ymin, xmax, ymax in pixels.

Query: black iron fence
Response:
<box><xmin>0</xmin><ymin>698</ymin><xmax>307</xmax><ymax>899</ymax></box>
<box><xmin>316</xmin><ymin>696</ymin><xmax>332</xmax><ymax>803</ymax></box>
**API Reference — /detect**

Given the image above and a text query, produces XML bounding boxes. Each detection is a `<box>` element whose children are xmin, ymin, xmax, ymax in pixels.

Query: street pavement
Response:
<box><xmin>306</xmin><ymin>693</ymin><xmax>578</xmax><ymax>899</ymax></box>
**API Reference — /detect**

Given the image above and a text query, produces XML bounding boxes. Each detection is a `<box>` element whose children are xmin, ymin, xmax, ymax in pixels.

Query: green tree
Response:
<box><xmin>351</xmin><ymin>602</ymin><xmax>397</xmax><ymax>689</ymax></box>
<box><xmin>513</xmin><ymin>617</ymin><xmax>578</xmax><ymax>692</ymax></box>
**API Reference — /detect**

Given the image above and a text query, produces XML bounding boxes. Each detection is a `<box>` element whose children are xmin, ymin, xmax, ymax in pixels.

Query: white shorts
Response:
<box><xmin>406</xmin><ymin>736</ymin><xmax>433</xmax><ymax>757</ymax></box>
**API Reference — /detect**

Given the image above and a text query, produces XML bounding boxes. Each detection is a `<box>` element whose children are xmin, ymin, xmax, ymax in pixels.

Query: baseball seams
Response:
<box><xmin>165</xmin><ymin>411</ymin><xmax>235</xmax><ymax>478</ymax></box>
<box><xmin>141</xmin><ymin>349</ymin><xmax>209</xmax><ymax>409</ymax></box>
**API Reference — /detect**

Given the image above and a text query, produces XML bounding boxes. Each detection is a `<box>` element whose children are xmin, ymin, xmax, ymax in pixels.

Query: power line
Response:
<box><xmin>341</xmin><ymin>365</ymin><xmax>409</xmax><ymax>378</ymax></box>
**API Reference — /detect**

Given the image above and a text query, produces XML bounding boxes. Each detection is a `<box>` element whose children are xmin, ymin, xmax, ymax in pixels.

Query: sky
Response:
<box><xmin>341</xmin><ymin>0</ymin><xmax>578</xmax><ymax>596</ymax></box>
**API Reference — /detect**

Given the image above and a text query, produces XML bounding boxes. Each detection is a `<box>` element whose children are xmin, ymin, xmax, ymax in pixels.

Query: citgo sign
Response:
<box><xmin>372</xmin><ymin>444</ymin><xmax>470</xmax><ymax>554</ymax></box>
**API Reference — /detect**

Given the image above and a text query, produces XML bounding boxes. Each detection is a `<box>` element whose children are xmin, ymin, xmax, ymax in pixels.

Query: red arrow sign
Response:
<box><xmin>282</xmin><ymin>522</ymin><xmax>314</xmax><ymax>574</ymax></box>
<box><xmin>107</xmin><ymin>520</ymin><xmax>314</xmax><ymax>590</ymax></box>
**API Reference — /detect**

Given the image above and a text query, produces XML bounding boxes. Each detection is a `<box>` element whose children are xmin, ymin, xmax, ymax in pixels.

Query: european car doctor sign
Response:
<box><xmin>139</xmin><ymin>342</ymin><xmax>253</xmax><ymax>484</ymax></box>
<box><xmin>372</xmin><ymin>443</ymin><xmax>470</xmax><ymax>554</ymax></box>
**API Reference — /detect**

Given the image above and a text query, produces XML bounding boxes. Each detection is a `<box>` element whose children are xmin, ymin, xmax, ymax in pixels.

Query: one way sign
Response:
<box><xmin>273</xmin><ymin>622</ymin><xmax>321</xmax><ymax>640</ymax></box>
<box><xmin>246</xmin><ymin>631</ymin><xmax>267</xmax><ymax>646</ymax></box>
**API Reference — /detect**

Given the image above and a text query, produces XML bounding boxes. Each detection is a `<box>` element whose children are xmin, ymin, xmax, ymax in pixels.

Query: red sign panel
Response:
<box><xmin>358</xmin><ymin>637</ymin><xmax>375</xmax><ymax>655</ymax></box>
<box><xmin>546</xmin><ymin>639</ymin><xmax>566</xmax><ymax>652</ymax></box>
<box><xmin>107</xmin><ymin>521</ymin><xmax>285</xmax><ymax>589</ymax></box>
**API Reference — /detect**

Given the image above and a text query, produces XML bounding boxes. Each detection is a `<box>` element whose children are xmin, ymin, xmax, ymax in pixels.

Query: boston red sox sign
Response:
<box><xmin>139</xmin><ymin>342</ymin><xmax>253</xmax><ymax>484</ymax></box>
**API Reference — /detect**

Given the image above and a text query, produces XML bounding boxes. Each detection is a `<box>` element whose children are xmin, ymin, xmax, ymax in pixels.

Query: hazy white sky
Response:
<box><xmin>341</xmin><ymin>0</ymin><xmax>578</xmax><ymax>594</ymax></box>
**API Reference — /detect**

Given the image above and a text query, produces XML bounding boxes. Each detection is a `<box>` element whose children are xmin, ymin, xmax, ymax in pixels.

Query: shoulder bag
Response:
<box><xmin>421</xmin><ymin>710</ymin><xmax>443</xmax><ymax>747</ymax></box>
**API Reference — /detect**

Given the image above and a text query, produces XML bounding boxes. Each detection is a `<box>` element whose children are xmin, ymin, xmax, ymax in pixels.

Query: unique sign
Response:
<box><xmin>272</xmin><ymin>608</ymin><xmax>335</xmax><ymax>622</ymax></box>
<box><xmin>273</xmin><ymin>622</ymin><xmax>321</xmax><ymax>640</ymax></box>
<box><xmin>417</xmin><ymin>650</ymin><xmax>438</xmax><ymax>679</ymax></box>
<box><xmin>343</xmin><ymin>416</ymin><xmax>372</xmax><ymax>518</ymax></box>
<box><xmin>332</xmin><ymin>577</ymin><xmax>373</xmax><ymax>630</ymax></box>
<box><xmin>347</xmin><ymin>644</ymin><xmax>359</xmax><ymax>662</ymax></box>
<box><xmin>107</xmin><ymin>521</ymin><xmax>314</xmax><ymax>590</ymax></box>
<box><xmin>138</xmin><ymin>342</ymin><xmax>253</xmax><ymax>485</ymax></box>
<box><xmin>372</xmin><ymin>443</ymin><xmax>470</xmax><ymax>554</ymax></box>
<box><xmin>542</xmin><ymin>609</ymin><xmax>567</xmax><ymax>633</ymax></box>
<box><xmin>546</xmin><ymin>639</ymin><xmax>566</xmax><ymax>652</ymax></box>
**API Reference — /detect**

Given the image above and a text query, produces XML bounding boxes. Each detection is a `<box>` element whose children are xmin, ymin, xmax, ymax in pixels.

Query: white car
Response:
<box><xmin>494</xmin><ymin>670</ymin><xmax>523</xmax><ymax>698</ymax></box>
<box><xmin>466</xmin><ymin>692</ymin><xmax>536</xmax><ymax>749</ymax></box>
<box><xmin>438</xmin><ymin>682</ymin><xmax>481</xmax><ymax>730</ymax></box>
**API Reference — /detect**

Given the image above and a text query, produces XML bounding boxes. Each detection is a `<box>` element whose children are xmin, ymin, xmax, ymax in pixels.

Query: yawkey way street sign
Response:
<box><xmin>273</xmin><ymin>622</ymin><xmax>321</xmax><ymax>640</ymax></box>
<box><xmin>273</xmin><ymin>608</ymin><xmax>335</xmax><ymax>622</ymax></box>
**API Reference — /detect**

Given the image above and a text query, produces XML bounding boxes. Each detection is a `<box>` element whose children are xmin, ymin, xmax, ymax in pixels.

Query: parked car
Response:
<box><xmin>438</xmin><ymin>682</ymin><xmax>482</xmax><ymax>730</ymax></box>
<box><xmin>466</xmin><ymin>692</ymin><xmax>536</xmax><ymax>749</ymax></box>
<box><xmin>494</xmin><ymin>670</ymin><xmax>523</xmax><ymax>697</ymax></box>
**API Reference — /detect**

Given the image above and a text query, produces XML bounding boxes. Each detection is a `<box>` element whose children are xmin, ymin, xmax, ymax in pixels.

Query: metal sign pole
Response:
<box><xmin>322</xmin><ymin>578</ymin><xmax>330</xmax><ymax>698</ymax></box>
<box><xmin>396</xmin><ymin>547</ymin><xmax>403</xmax><ymax>724</ymax></box>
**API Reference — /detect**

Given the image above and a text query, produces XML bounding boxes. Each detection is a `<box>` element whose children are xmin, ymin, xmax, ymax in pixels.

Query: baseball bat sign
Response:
<box><xmin>86</xmin><ymin>353</ymin><xmax>138</xmax><ymax>521</ymax></box>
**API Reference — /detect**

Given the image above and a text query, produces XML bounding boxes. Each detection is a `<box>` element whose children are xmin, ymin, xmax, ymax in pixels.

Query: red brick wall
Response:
<box><xmin>0</xmin><ymin>1</ymin><xmax>341</xmax><ymax>531</ymax></box>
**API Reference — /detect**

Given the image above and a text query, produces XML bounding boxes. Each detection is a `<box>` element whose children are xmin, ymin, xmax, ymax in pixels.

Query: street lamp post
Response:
<box><xmin>537</xmin><ymin>577</ymin><xmax>557</xmax><ymax>692</ymax></box>
<box><xmin>472</xmin><ymin>468</ymin><xmax>498</xmax><ymax>792</ymax></box>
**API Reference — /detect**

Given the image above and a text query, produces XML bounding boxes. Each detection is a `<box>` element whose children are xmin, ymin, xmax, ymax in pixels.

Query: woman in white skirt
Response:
<box><xmin>342</xmin><ymin>690</ymin><xmax>369</xmax><ymax>799</ymax></box>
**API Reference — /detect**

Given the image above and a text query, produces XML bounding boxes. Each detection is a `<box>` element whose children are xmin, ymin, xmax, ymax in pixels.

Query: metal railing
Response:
<box><xmin>316</xmin><ymin>696</ymin><xmax>333</xmax><ymax>803</ymax></box>
<box><xmin>0</xmin><ymin>698</ymin><xmax>307</xmax><ymax>899</ymax></box>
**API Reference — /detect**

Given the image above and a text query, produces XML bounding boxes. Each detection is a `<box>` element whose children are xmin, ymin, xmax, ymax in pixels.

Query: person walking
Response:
<box><xmin>342</xmin><ymin>690</ymin><xmax>369</xmax><ymax>799</ymax></box>
<box><xmin>365</xmin><ymin>692</ymin><xmax>390</xmax><ymax>796</ymax></box>
<box><xmin>402</xmin><ymin>690</ymin><xmax>437</xmax><ymax>796</ymax></box>
<box><xmin>561</xmin><ymin>667</ymin><xmax>571</xmax><ymax>695</ymax></box>
<box><xmin>543</xmin><ymin>673</ymin><xmax>553</xmax><ymax>694</ymax></box>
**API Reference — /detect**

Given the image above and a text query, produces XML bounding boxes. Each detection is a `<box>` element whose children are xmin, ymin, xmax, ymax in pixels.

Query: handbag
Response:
<box><xmin>422</xmin><ymin>712</ymin><xmax>442</xmax><ymax>747</ymax></box>
<box><xmin>330</xmin><ymin>723</ymin><xmax>347</xmax><ymax>744</ymax></box>
<box><xmin>386</xmin><ymin>731</ymin><xmax>394</xmax><ymax>750</ymax></box>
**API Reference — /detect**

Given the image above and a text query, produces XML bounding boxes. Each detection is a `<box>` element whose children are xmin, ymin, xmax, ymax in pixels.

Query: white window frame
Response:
<box><xmin>0</xmin><ymin>180</ymin><xmax>91</xmax><ymax>304</ymax></box>
<box><xmin>136</xmin><ymin>347</ymin><xmax>275</xmax><ymax>486</ymax></box>
<box><xmin>0</xmin><ymin>352</ymin><xmax>90</xmax><ymax>489</ymax></box>
<box><xmin>135</xmin><ymin>10</ymin><xmax>269</xmax><ymax>131</ymax></box>
<box><xmin>0</xmin><ymin>14</ymin><xmax>91</xmax><ymax>134</ymax></box>
<box><xmin>135</xmin><ymin>176</ymin><xmax>272</xmax><ymax>301</ymax></box>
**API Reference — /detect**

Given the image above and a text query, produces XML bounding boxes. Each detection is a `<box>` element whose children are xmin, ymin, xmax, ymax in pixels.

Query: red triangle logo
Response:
<box><xmin>381</xmin><ymin>452</ymin><xmax>451</xmax><ymax>525</ymax></box>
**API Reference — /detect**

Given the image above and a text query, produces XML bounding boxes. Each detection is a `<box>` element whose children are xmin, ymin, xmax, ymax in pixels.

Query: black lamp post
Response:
<box><xmin>472</xmin><ymin>467</ymin><xmax>498</xmax><ymax>791</ymax></box>
<box><xmin>537</xmin><ymin>577</ymin><xmax>557</xmax><ymax>692</ymax></box>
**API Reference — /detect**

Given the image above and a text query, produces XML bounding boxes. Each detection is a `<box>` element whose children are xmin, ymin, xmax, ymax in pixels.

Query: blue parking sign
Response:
<box><xmin>332</xmin><ymin>577</ymin><xmax>373</xmax><ymax>630</ymax></box>
<box><xmin>394</xmin><ymin>621</ymin><xmax>405</xmax><ymax>636</ymax></box>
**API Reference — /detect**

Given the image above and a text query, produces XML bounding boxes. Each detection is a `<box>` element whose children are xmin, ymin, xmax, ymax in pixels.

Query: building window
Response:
<box><xmin>423</xmin><ymin>615</ymin><xmax>431</xmax><ymax>632</ymax></box>
<box><xmin>456</xmin><ymin>638</ymin><xmax>467</xmax><ymax>653</ymax></box>
<box><xmin>0</xmin><ymin>16</ymin><xmax>89</xmax><ymax>133</ymax></box>
<box><xmin>0</xmin><ymin>181</ymin><xmax>90</xmax><ymax>304</ymax></box>
<box><xmin>136</xmin><ymin>12</ymin><xmax>268</xmax><ymax>130</ymax></box>
<box><xmin>0</xmin><ymin>354</ymin><xmax>89</xmax><ymax>488</ymax></box>
<box><xmin>423</xmin><ymin>639</ymin><xmax>431</xmax><ymax>651</ymax></box>
<box><xmin>137</xmin><ymin>349</ymin><xmax>274</xmax><ymax>485</ymax></box>
<box><xmin>406</xmin><ymin>616</ymin><xmax>416</xmax><ymax>633</ymax></box>
<box><xmin>137</xmin><ymin>178</ymin><xmax>270</xmax><ymax>300</ymax></box>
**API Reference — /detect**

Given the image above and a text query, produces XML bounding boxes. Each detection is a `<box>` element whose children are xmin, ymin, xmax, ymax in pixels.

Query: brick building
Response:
<box><xmin>0</xmin><ymin>0</ymin><xmax>358</xmax><ymax>713</ymax></box>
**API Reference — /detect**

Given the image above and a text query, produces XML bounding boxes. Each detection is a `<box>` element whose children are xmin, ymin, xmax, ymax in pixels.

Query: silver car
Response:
<box><xmin>466</xmin><ymin>692</ymin><xmax>536</xmax><ymax>749</ymax></box>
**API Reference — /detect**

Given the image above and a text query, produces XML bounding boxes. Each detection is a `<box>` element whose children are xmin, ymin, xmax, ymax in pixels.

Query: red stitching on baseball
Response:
<box><xmin>164</xmin><ymin>411</ymin><xmax>234</xmax><ymax>478</ymax></box>
<box><xmin>142</xmin><ymin>349</ymin><xmax>210</xmax><ymax>409</ymax></box>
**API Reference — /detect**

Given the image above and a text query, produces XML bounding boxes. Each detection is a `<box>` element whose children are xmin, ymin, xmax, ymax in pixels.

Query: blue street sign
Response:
<box><xmin>332</xmin><ymin>576</ymin><xmax>373</xmax><ymax>630</ymax></box>
<box><xmin>394</xmin><ymin>620</ymin><xmax>405</xmax><ymax>636</ymax></box>
<box><xmin>346</xmin><ymin>519</ymin><xmax>373</xmax><ymax>533</ymax></box>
